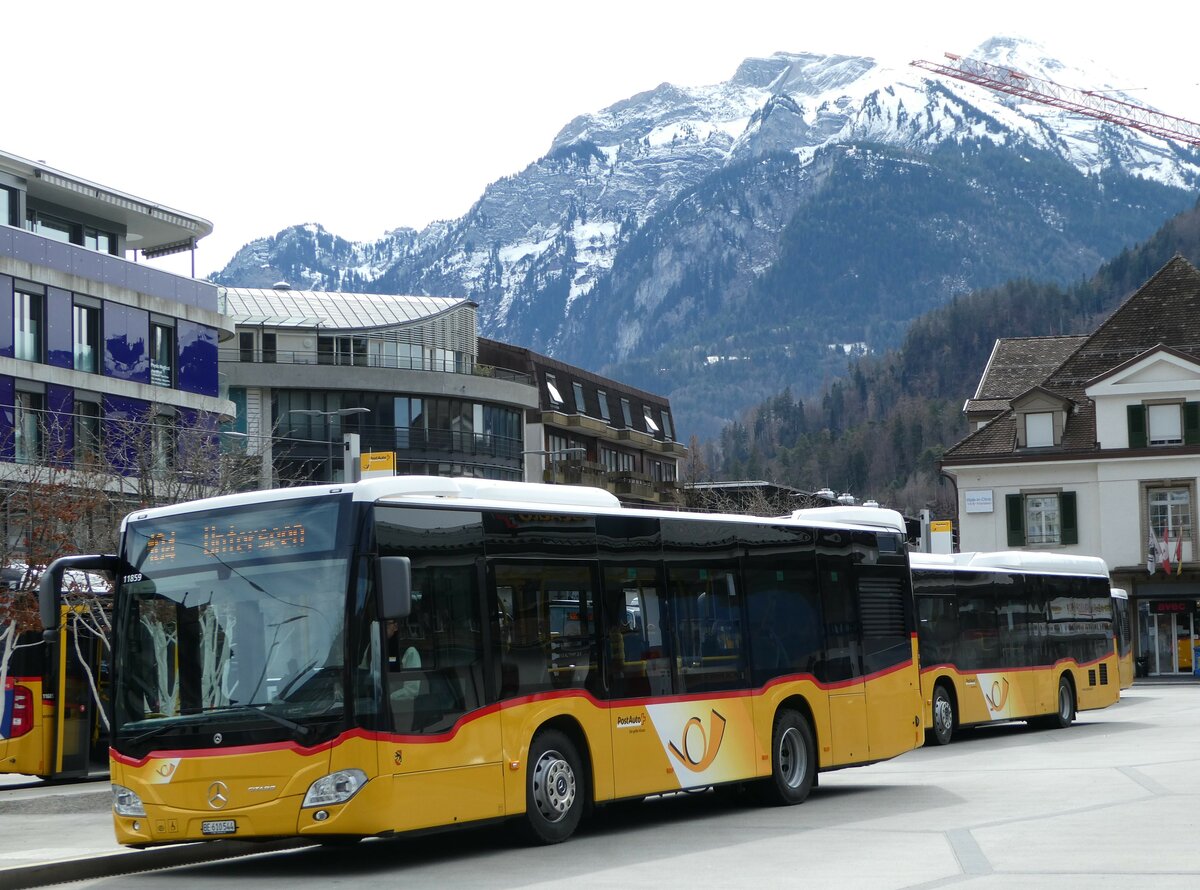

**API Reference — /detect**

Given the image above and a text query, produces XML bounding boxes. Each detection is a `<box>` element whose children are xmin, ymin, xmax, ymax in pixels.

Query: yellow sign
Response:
<box><xmin>360</xmin><ymin>451</ymin><xmax>396</xmax><ymax>478</ymax></box>
<box><xmin>930</xmin><ymin>520</ymin><xmax>953</xmax><ymax>532</ymax></box>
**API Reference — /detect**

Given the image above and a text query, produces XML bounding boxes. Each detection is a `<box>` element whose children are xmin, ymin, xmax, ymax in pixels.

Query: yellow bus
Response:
<box><xmin>1111</xmin><ymin>588</ymin><xmax>1134</xmax><ymax>689</ymax></box>
<box><xmin>3</xmin><ymin>581</ymin><xmax>108</xmax><ymax>780</ymax></box>
<box><xmin>911</xmin><ymin>551</ymin><xmax>1121</xmax><ymax>746</ymax></box>
<box><xmin>41</xmin><ymin>477</ymin><xmax>924</xmax><ymax>847</ymax></box>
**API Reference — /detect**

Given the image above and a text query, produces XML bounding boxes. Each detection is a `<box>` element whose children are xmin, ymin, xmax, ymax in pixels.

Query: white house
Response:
<box><xmin>940</xmin><ymin>256</ymin><xmax>1200</xmax><ymax>677</ymax></box>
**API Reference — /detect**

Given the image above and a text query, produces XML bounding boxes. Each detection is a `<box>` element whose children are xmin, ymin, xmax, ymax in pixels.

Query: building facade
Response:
<box><xmin>478</xmin><ymin>339</ymin><xmax>686</xmax><ymax>506</ymax></box>
<box><xmin>221</xmin><ymin>292</ymin><xmax>686</xmax><ymax>505</ymax></box>
<box><xmin>941</xmin><ymin>257</ymin><xmax>1200</xmax><ymax>677</ymax></box>
<box><xmin>0</xmin><ymin>149</ymin><xmax>232</xmax><ymax>482</ymax></box>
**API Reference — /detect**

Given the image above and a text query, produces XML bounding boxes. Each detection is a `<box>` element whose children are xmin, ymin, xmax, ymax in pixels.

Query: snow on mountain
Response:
<box><xmin>213</xmin><ymin>36</ymin><xmax>1200</xmax><ymax>438</ymax></box>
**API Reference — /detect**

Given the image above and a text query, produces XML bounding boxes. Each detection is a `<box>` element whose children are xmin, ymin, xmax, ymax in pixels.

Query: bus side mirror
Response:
<box><xmin>378</xmin><ymin>556</ymin><xmax>412</xmax><ymax>619</ymax></box>
<box><xmin>39</xmin><ymin>554</ymin><xmax>122</xmax><ymax>641</ymax></box>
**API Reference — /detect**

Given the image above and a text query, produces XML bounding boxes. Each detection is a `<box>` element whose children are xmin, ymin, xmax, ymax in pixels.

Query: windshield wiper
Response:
<box><xmin>202</xmin><ymin>704</ymin><xmax>314</xmax><ymax>741</ymax></box>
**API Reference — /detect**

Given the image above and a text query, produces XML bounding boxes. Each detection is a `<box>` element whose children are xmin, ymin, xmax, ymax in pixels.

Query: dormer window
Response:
<box><xmin>1128</xmin><ymin>402</ymin><xmax>1199</xmax><ymax>448</ymax></box>
<box><xmin>1148</xmin><ymin>404</ymin><xmax>1183</xmax><ymax>445</ymax></box>
<box><xmin>1025</xmin><ymin>412</ymin><xmax>1054</xmax><ymax>448</ymax></box>
<box><xmin>545</xmin><ymin>373</ymin><xmax>564</xmax><ymax>408</ymax></box>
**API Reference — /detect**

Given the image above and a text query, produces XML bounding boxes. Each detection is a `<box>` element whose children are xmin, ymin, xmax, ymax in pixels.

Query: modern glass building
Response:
<box><xmin>0</xmin><ymin>148</ymin><xmax>233</xmax><ymax>478</ymax></box>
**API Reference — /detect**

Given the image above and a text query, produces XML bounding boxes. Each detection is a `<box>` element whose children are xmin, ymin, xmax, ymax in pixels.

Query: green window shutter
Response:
<box><xmin>1128</xmin><ymin>404</ymin><xmax>1147</xmax><ymax>448</ymax></box>
<box><xmin>1185</xmin><ymin>402</ymin><xmax>1200</xmax><ymax>445</ymax></box>
<box><xmin>1060</xmin><ymin>491</ymin><xmax>1078</xmax><ymax>545</ymax></box>
<box><xmin>1006</xmin><ymin>494</ymin><xmax>1025</xmax><ymax>546</ymax></box>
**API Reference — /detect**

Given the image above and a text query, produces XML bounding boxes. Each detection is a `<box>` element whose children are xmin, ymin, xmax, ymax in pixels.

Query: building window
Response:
<box><xmin>620</xmin><ymin>398</ymin><xmax>632</xmax><ymax>427</ymax></box>
<box><xmin>545</xmin><ymin>374</ymin><xmax>564</xmax><ymax>408</ymax></box>
<box><xmin>1148</xmin><ymin>404</ymin><xmax>1183</xmax><ymax>445</ymax></box>
<box><xmin>1</xmin><ymin>186</ymin><xmax>15</xmax><ymax>227</ymax></box>
<box><xmin>13</xmin><ymin>390</ymin><xmax>43</xmax><ymax>464</ymax></box>
<box><xmin>262</xmin><ymin>332</ymin><xmax>277</xmax><ymax>363</ymax></box>
<box><xmin>14</xmin><ymin>288</ymin><xmax>43</xmax><ymax>363</ymax></box>
<box><xmin>83</xmin><ymin>227</ymin><xmax>116</xmax><ymax>255</ymax></box>
<box><xmin>660</xmin><ymin>410</ymin><xmax>674</xmax><ymax>440</ymax></box>
<box><xmin>1149</xmin><ymin>488</ymin><xmax>1192</xmax><ymax>542</ymax></box>
<box><xmin>1025</xmin><ymin>412</ymin><xmax>1054</xmax><ymax>447</ymax></box>
<box><xmin>239</xmin><ymin>331</ymin><xmax>255</xmax><ymax>363</ymax></box>
<box><xmin>597</xmin><ymin>390</ymin><xmax>611</xmax><ymax>422</ymax></box>
<box><xmin>1129</xmin><ymin>402</ymin><xmax>1199</xmax><ymax>447</ymax></box>
<box><xmin>1006</xmin><ymin>491</ymin><xmax>1078</xmax><ymax>546</ymax></box>
<box><xmin>151</xmin><ymin>413</ymin><xmax>177</xmax><ymax>473</ymax></box>
<box><xmin>572</xmin><ymin>382</ymin><xmax>586</xmax><ymax>414</ymax></box>
<box><xmin>75</xmin><ymin>400</ymin><xmax>102</xmax><ymax>465</ymax></box>
<box><xmin>73</xmin><ymin>303</ymin><xmax>99</xmax><ymax>373</ymax></box>
<box><xmin>547</xmin><ymin>432</ymin><xmax>570</xmax><ymax>457</ymax></box>
<box><xmin>150</xmin><ymin>323</ymin><xmax>174</xmax><ymax>387</ymax></box>
<box><xmin>643</xmin><ymin>407</ymin><xmax>660</xmax><ymax>434</ymax></box>
<box><xmin>27</xmin><ymin>210</ymin><xmax>73</xmax><ymax>244</ymax></box>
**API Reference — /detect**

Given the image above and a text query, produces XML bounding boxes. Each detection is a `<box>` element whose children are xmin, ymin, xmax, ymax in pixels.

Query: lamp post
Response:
<box><xmin>288</xmin><ymin>407</ymin><xmax>371</xmax><ymax>482</ymax></box>
<box><xmin>522</xmin><ymin>446</ymin><xmax>587</xmax><ymax>484</ymax></box>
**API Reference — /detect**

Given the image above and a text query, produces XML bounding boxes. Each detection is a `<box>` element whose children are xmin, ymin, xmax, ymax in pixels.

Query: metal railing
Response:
<box><xmin>220</xmin><ymin>349</ymin><xmax>533</xmax><ymax>385</ymax></box>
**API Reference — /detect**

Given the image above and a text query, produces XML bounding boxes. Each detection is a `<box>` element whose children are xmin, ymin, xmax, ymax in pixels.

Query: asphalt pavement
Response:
<box><xmin>2</xmin><ymin>678</ymin><xmax>1198</xmax><ymax>888</ymax></box>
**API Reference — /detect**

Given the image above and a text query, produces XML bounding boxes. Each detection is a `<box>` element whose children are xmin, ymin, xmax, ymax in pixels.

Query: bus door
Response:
<box><xmin>602</xmin><ymin>564</ymin><xmax>677</xmax><ymax>798</ymax></box>
<box><xmin>817</xmin><ymin>552</ymin><xmax>868</xmax><ymax>763</ymax></box>
<box><xmin>54</xmin><ymin>610</ymin><xmax>102</xmax><ymax>778</ymax></box>
<box><xmin>856</xmin><ymin>565</ymin><xmax>921</xmax><ymax>760</ymax></box>
<box><xmin>385</xmin><ymin>559</ymin><xmax>504</xmax><ymax>828</ymax></box>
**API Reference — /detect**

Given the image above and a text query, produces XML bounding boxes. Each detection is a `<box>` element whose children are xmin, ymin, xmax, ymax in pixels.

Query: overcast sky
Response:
<box><xmin>13</xmin><ymin>1</ymin><xmax>1199</xmax><ymax>278</ymax></box>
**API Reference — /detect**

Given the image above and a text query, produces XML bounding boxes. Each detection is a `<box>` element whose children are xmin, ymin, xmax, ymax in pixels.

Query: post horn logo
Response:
<box><xmin>984</xmin><ymin>677</ymin><xmax>1010</xmax><ymax>713</ymax></box>
<box><xmin>667</xmin><ymin>709</ymin><xmax>727</xmax><ymax>772</ymax></box>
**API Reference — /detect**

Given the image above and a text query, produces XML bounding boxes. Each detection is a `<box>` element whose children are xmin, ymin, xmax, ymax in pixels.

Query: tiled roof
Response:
<box><xmin>965</xmin><ymin>336</ymin><xmax>1086</xmax><ymax>413</ymax></box>
<box><xmin>945</xmin><ymin>256</ymin><xmax>1200</xmax><ymax>462</ymax></box>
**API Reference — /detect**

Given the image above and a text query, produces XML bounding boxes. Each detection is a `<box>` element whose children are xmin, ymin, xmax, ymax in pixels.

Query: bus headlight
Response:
<box><xmin>112</xmin><ymin>784</ymin><xmax>147</xmax><ymax>817</ymax></box>
<box><xmin>302</xmin><ymin>769</ymin><xmax>368</xmax><ymax>807</ymax></box>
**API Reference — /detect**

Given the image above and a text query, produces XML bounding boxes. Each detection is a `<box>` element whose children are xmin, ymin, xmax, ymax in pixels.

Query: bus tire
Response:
<box><xmin>1048</xmin><ymin>675</ymin><xmax>1074</xmax><ymax>728</ymax></box>
<box><xmin>929</xmin><ymin>684</ymin><xmax>955</xmax><ymax>746</ymax></box>
<box><xmin>758</xmin><ymin>710</ymin><xmax>816</xmax><ymax>806</ymax></box>
<box><xmin>520</xmin><ymin>729</ymin><xmax>584</xmax><ymax>844</ymax></box>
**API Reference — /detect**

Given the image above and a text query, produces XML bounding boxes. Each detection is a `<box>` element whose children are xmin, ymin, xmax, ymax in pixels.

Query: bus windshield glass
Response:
<box><xmin>114</xmin><ymin>496</ymin><xmax>351</xmax><ymax>743</ymax></box>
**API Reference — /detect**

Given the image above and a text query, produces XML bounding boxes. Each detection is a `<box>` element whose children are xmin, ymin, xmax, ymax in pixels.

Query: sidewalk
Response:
<box><xmin>0</xmin><ymin>775</ymin><xmax>306</xmax><ymax>888</ymax></box>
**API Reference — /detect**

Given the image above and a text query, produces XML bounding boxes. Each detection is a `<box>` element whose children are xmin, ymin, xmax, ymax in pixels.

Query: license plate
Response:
<box><xmin>201</xmin><ymin>819</ymin><xmax>237</xmax><ymax>836</ymax></box>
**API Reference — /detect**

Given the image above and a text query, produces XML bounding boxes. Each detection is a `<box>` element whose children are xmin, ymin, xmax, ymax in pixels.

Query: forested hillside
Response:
<box><xmin>704</xmin><ymin>197</ymin><xmax>1200</xmax><ymax>514</ymax></box>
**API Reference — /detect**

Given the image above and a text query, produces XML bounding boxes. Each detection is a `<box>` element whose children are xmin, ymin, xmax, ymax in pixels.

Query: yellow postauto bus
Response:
<box><xmin>911</xmin><ymin>551</ymin><xmax>1121</xmax><ymax>746</ymax></box>
<box><xmin>41</xmin><ymin>476</ymin><xmax>924</xmax><ymax>847</ymax></box>
<box><xmin>3</xmin><ymin>594</ymin><xmax>107</xmax><ymax>780</ymax></box>
<box><xmin>1111</xmin><ymin>588</ymin><xmax>1134</xmax><ymax>689</ymax></box>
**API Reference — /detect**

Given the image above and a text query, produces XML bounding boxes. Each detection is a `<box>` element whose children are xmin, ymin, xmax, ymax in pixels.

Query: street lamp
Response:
<box><xmin>523</xmin><ymin>446</ymin><xmax>587</xmax><ymax>484</ymax></box>
<box><xmin>288</xmin><ymin>407</ymin><xmax>371</xmax><ymax>482</ymax></box>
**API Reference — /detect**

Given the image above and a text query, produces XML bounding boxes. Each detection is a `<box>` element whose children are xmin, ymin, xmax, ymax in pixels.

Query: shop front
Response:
<box><xmin>1138</xmin><ymin>599</ymin><xmax>1199</xmax><ymax>676</ymax></box>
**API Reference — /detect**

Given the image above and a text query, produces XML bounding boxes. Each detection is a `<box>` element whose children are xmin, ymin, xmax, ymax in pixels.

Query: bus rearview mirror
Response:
<box><xmin>378</xmin><ymin>556</ymin><xmax>412</xmax><ymax>619</ymax></box>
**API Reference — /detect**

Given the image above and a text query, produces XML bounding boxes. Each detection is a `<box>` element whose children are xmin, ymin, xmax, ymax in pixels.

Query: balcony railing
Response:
<box><xmin>221</xmin><ymin>349</ymin><xmax>533</xmax><ymax>385</ymax></box>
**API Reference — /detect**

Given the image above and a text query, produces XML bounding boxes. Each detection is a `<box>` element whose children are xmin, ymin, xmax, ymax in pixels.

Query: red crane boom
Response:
<box><xmin>911</xmin><ymin>53</ymin><xmax>1200</xmax><ymax>148</ymax></box>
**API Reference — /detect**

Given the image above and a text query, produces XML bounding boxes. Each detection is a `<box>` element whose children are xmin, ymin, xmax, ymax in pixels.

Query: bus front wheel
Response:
<box><xmin>758</xmin><ymin>710</ymin><xmax>816</xmax><ymax>806</ymax></box>
<box><xmin>929</xmin><ymin>684</ymin><xmax>955</xmax><ymax>746</ymax></box>
<box><xmin>521</xmin><ymin>729</ymin><xmax>585</xmax><ymax>844</ymax></box>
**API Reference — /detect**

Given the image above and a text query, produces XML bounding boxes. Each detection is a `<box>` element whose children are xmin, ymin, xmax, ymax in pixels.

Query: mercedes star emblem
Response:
<box><xmin>207</xmin><ymin>781</ymin><xmax>230</xmax><ymax>810</ymax></box>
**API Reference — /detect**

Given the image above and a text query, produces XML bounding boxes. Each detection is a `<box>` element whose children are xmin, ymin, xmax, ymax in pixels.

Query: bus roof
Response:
<box><xmin>909</xmin><ymin>550</ymin><xmax>1110</xmax><ymax>578</ymax></box>
<box><xmin>121</xmin><ymin>476</ymin><xmax>907</xmax><ymax>537</ymax></box>
<box><xmin>789</xmin><ymin>505</ymin><xmax>907</xmax><ymax>535</ymax></box>
<box><xmin>1111</xmin><ymin>587</ymin><xmax>1129</xmax><ymax>599</ymax></box>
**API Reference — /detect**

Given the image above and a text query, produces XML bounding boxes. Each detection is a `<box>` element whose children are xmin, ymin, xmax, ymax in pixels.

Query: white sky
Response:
<box><xmin>12</xmin><ymin>1</ymin><xmax>1200</xmax><ymax>279</ymax></box>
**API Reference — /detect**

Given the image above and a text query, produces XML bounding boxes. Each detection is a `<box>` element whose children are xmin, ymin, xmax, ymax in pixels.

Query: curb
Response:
<box><xmin>0</xmin><ymin>838</ymin><xmax>312</xmax><ymax>889</ymax></box>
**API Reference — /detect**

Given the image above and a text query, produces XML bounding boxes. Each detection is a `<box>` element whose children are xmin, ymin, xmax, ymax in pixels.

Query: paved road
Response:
<box><xmin>7</xmin><ymin>682</ymin><xmax>1200</xmax><ymax>888</ymax></box>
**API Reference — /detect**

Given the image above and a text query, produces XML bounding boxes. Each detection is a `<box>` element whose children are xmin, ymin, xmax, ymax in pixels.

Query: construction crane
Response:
<box><xmin>911</xmin><ymin>53</ymin><xmax>1200</xmax><ymax>148</ymax></box>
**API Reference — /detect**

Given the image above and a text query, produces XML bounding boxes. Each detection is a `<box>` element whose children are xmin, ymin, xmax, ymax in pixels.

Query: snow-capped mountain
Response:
<box><xmin>213</xmin><ymin>36</ymin><xmax>1200</xmax><ymax>439</ymax></box>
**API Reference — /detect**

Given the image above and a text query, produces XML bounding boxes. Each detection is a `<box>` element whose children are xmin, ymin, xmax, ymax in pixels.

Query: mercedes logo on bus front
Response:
<box><xmin>207</xmin><ymin>781</ymin><xmax>230</xmax><ymax>810</ymax></box>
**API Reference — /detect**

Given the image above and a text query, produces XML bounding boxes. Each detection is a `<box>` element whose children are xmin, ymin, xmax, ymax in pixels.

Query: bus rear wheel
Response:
<box><xmin>758</xmin><ymin>710</ymin><xmax>815</xmax><ymax>806</ymax></box>
<box><xmin>1049</xmin><ymin>676</ymin><xmax>1075</xmax><ymax>728</ymax></box>
<box><xmin>929</xmin><ymin>684</ymin><xmax>955</xmax><ymax>746</ymax></box>
<box><xmin>521</xmin><ymin>729</ymin><xmax>585</xmax><ymax>844</ymax></box>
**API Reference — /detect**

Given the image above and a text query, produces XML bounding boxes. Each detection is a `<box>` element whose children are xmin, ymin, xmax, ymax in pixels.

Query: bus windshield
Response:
<box><xmin>113</xmin><ymin>496</ymin><xmax>351</xmax><ymax>746</ymax></box>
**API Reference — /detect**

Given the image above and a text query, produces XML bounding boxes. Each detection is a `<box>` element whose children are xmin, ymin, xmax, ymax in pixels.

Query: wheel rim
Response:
<box><xmin>777</xmin><ymin>726</ymin><xmax>807</xmax><ymax>790</ymax></box>
<box><xmin>531</xmin><ymin>748</ymin><xmax>576</xmax><ymax>823</ymax></box>
<box><xmin>1058</xmin><ymin>684</ymin><xmax>1071</xmax><ymax>720</ymax></box>
<box><xmin>934</xmin><ymin>693</ymin><xmax>953</xmax><ymax>737</ymax></box>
